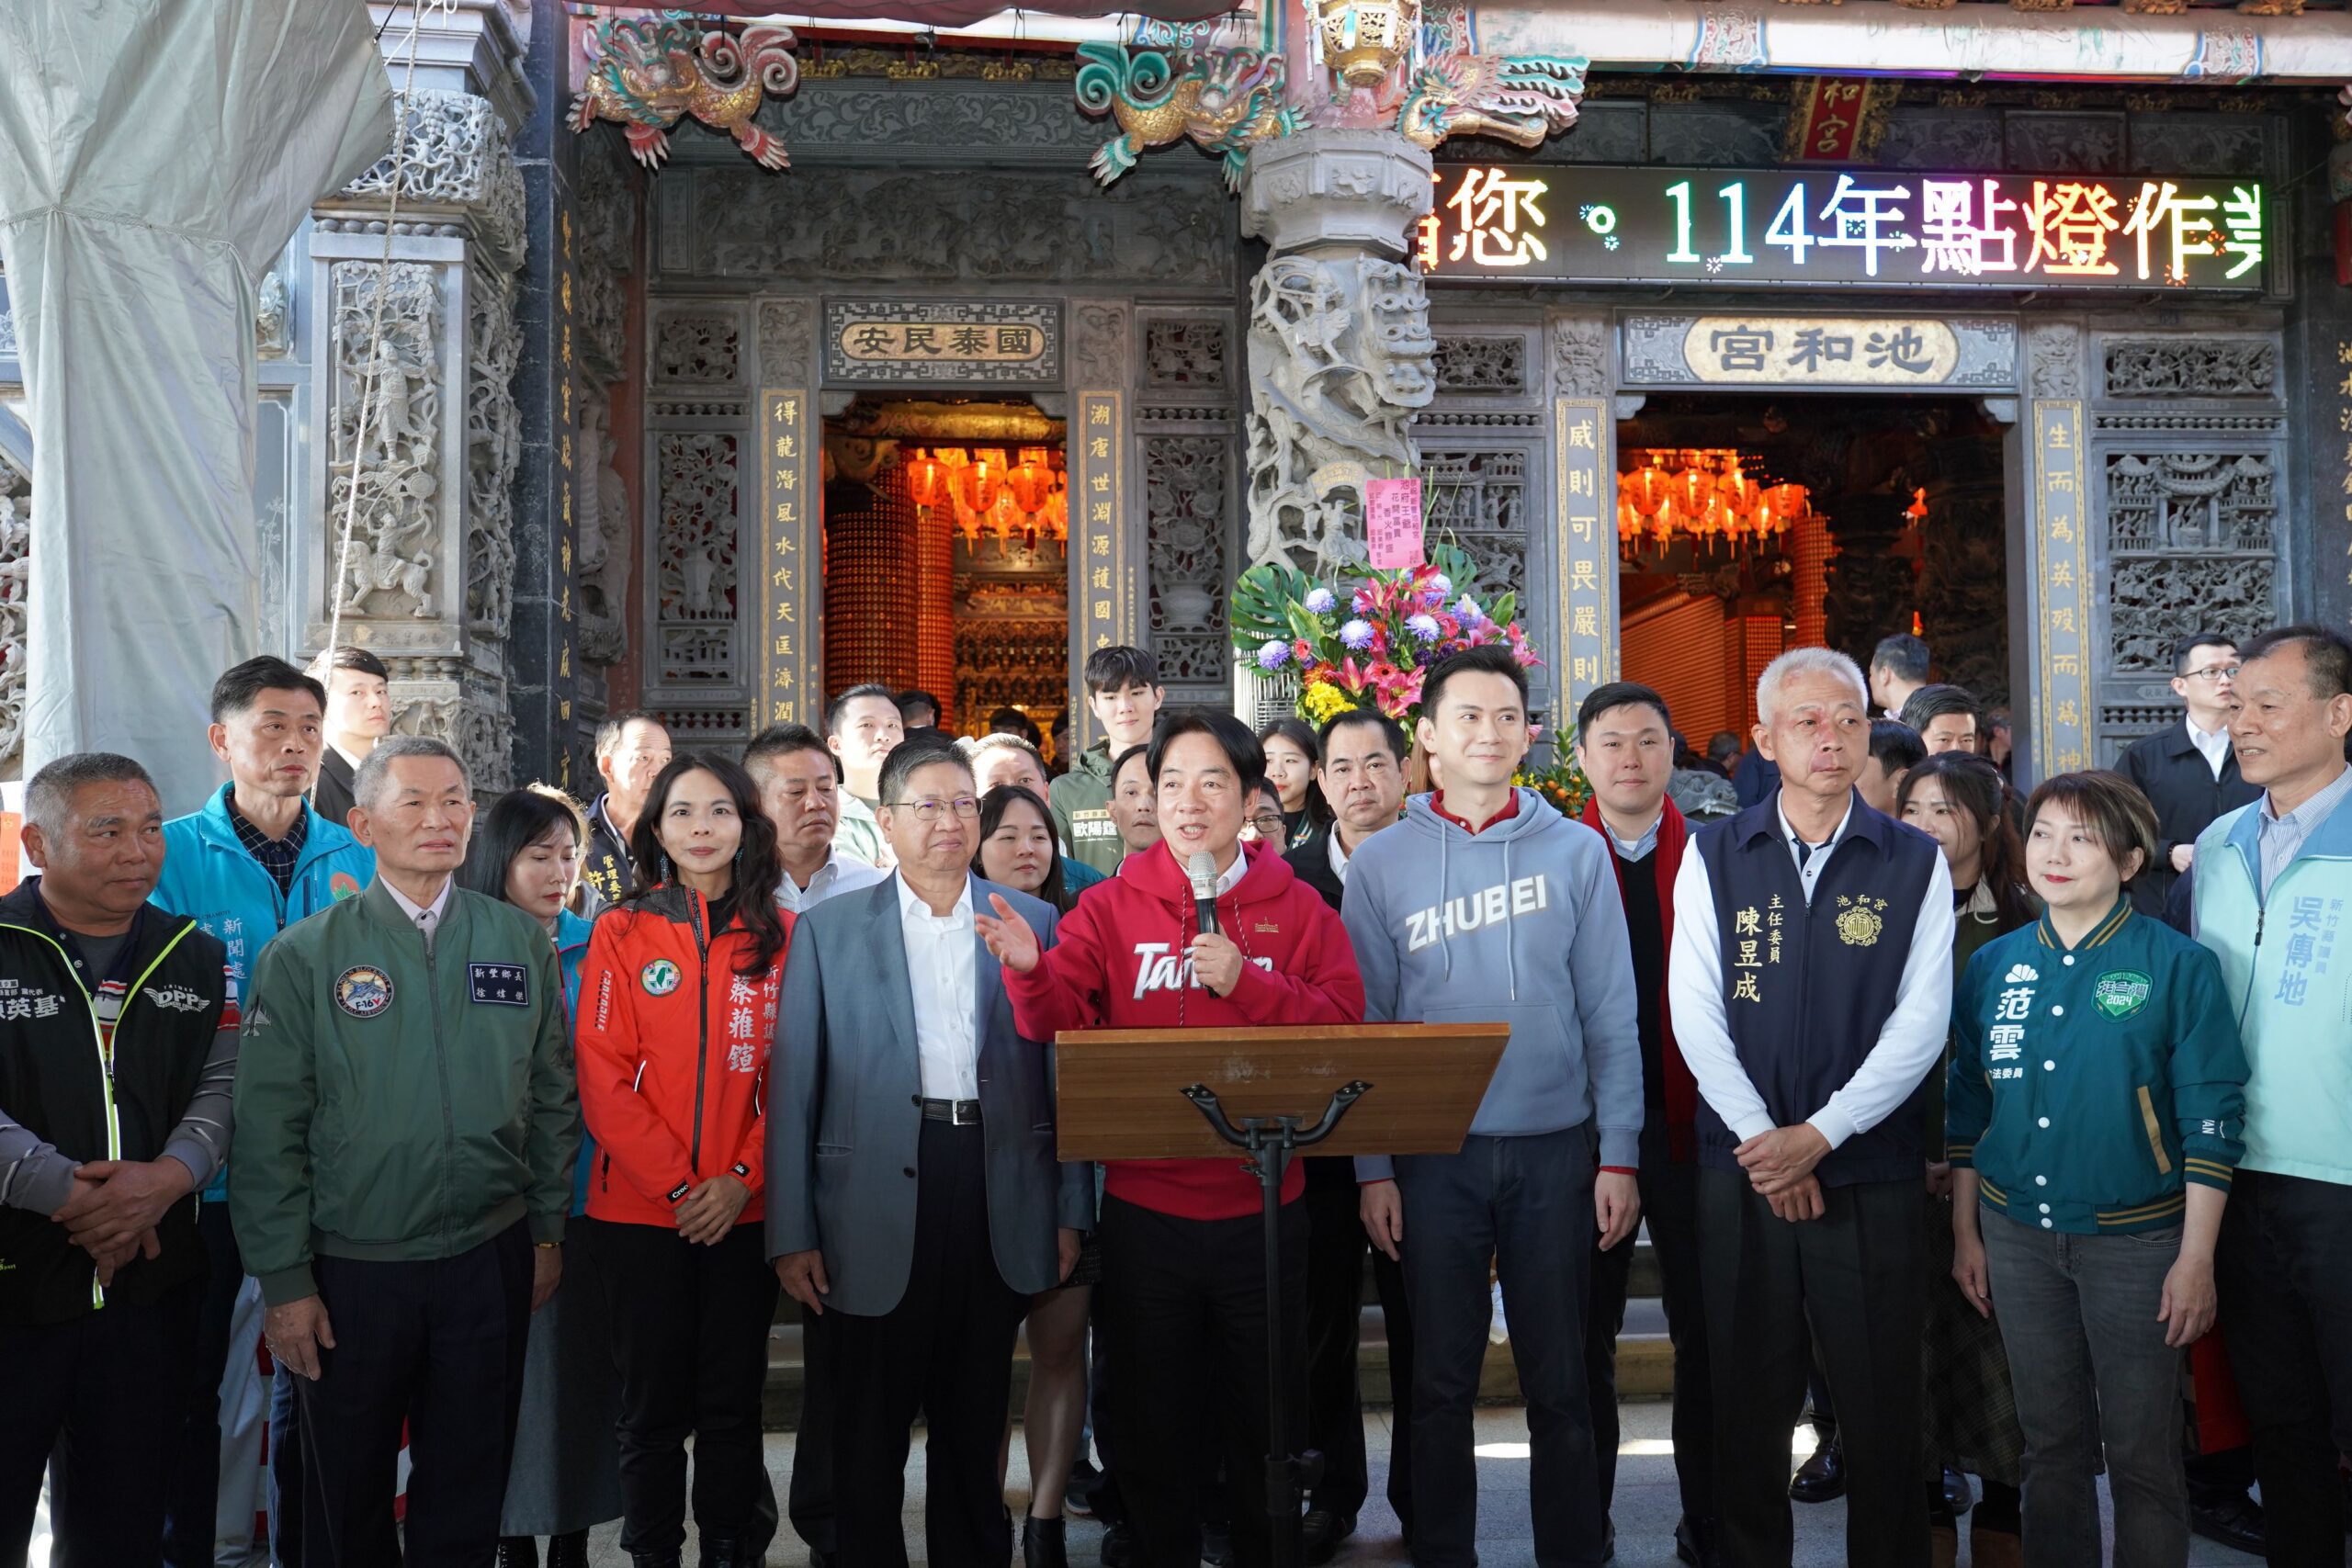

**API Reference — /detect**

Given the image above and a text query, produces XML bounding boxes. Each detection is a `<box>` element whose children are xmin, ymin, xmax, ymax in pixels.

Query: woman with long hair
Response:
<box><xmin>972</xmin><ymin>782</ymin><xmax>1094</xmax><ymax>1566</ymax></box>
<box><xmin>575</xmin><ymin>753</ymin><xmax>791</xmax><ymax>1568</ymax></box>
<box><xmin>1257</xmin><ymin>716</ymin><xmax>1328</xmax><ymax>850</ymax></box>
<box><xmin>470</xmin><ymin>786</ymin><xmax>625</xmax><ymax>1568</ymax></box>
<box><xmin>1896</xmin><ymin>751</ymin><xmax>2035</xmax><ymax>1567</ymax></box>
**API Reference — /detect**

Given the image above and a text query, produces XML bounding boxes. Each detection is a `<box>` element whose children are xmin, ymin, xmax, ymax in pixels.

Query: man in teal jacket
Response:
<box><xmin>231</xmin><ymin>736</ymin><xmax>578</xmax><ymax>1564</ymax></box>
<box><xmin>2191</xmin><ymin>624</ymin><xmax>2352</xmax><ymax>1566</ymax></box>
<box><xmin>153</xmin><ymin>656</ymin><xmax>374</xmax><ymax>1568</ymax></box>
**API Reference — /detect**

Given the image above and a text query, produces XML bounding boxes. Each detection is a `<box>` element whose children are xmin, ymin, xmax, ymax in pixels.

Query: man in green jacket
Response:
<box><xmin>1048</xmin><ymin>645</ymin><xmax>1163</xmax><ymax>878</ymax></box>
<box><xmin>229</xmin><ymin>736</ymin><xmax>579</xmax><ymax>1564</ymax></box>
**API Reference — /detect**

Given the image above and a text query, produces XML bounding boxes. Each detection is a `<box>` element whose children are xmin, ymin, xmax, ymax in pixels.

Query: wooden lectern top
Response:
<box><xmin>1052</xmin><ymin>1021</ymin><xmax>1510</xmax><ymax>1163</ymax></box>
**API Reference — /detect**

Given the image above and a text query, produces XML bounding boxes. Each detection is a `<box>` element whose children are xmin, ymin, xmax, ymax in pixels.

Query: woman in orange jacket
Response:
<box><xmin>575</xmin><ymin>752</ymin><xmax>791</xmax><ymax>1568</ymax></box>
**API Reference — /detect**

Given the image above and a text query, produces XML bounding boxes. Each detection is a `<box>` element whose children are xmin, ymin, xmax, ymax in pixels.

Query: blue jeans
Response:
<box><xmin>1982</xmin><ymin>1212</ymin><xmax>2190</xmax><ymax>1568</ymax></box>
<box><xmin>1396</xmin><ymin>1123</ymin><xmax>1602</xmax><ymax>1568</ymax></box>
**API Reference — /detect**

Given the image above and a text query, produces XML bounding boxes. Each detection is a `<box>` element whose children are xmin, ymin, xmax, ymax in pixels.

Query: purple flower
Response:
<box><xmin>1406</xmin><ymin>613</ymin><xmax>1441</xmax><ymax>643</ymax></box>
<box><xmin>1351</xmin><ymin>590</ymin><xmax>1373</xmax><ymax>615</ymax></box>
<box><xmin>1256</xmin><ymin>639</ymin><xmax>1292</xmax><ymax>671</ymax></box>
<box><xmin>1428</xmin><ymin>572</ymin><xmax>1453</xmax><ymax>596</ymax></box>
<box><xmin>1304</xmin><ymin>587</ymin><xmax>1337</xmax><ymax>615</ymax></box>
<box><xmin>1455</xmin><ymin>593</ymin><xmax>1486</xmax><ymax>626</ymax></box>
<box><xmin>1340</xmin><ymin>618</ymin><xmax>1374</xmax><ymax>650</ymax></box>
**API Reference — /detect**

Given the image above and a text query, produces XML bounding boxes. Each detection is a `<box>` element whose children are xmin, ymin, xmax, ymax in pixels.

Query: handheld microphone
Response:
<box><xmin>1187</xmin><ymin>851</ymin><xmax>1221</xmax><ymax>938</ymax></box>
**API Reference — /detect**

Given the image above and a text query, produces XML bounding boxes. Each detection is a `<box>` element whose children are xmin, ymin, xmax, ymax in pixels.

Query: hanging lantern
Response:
<box><xmin>903</xmin><ymin>450</ymin><xmax>945</xmax><ymax>511</ymax></box>
<box><xmin>1045</xmin><ymin>488</ymin><xmax>1069</xmax><ymax>543</ymax></box>
<box><xmin>1764</xmin><ymin>482</ymin><xmax>1806</xmax><ymax>521</ymax></box>
<box><xmin>953</xmin><ymin>453</ymin><xmax>1002</xmax><ymax>514</ymax></box>
<box><xmin>1720</xmin><ymin>466</ymin><xmax>1761</xmax><ymax>519</ymax></box>
<box><xmin>1617</xmin><ymin>493</ymin><xmax>1641</xmax><ymax>545</ymax></box>
<box><xmin>1623</xmin><ymin>465</ymin><xmax>1670</xmax><ymax>518</ymax></box>
<box><xmin>1007</xmin><ymin>452</ymin><xmax>1055</xmax><ymax>514</ymax></box>
<box><xmin>1673</xmin><ymin>467</ymin><xmax>1713</xmax><ymax>517</ymax></box>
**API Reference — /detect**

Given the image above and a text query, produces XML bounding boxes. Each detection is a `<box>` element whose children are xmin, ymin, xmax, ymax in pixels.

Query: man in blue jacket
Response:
<box><xmin>2192</xmin><ymin>624</ymin><xmax>2352</xmax><ymax>1567</ymax></box>
<box><xmin>1348</xmin><ymin>645</ymin><xmax>1645</xmax><ymax>1568</ymax></box>
<box><xmin>153</xmin><ymin>655</ymin><xmax>374</xmax><ymax>1568</ymax></box>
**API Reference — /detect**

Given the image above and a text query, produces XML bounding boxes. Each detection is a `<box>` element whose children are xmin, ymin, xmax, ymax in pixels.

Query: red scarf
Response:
<box><xmin>1580</xmin><ymin>795</ymin><xmax>1700</xmax><ymax>1163</ymax></box>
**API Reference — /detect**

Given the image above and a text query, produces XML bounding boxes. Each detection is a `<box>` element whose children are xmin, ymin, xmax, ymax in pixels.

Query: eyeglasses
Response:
<box><xmin>887</xmin><ymin>796</ymin><xmax>980</xmax><ymax>822</ymax></box>
<box><xmin>2180</xmin><ymin>665</ymin><xmax>2240</xmax><ymax>684</ymax></box>
<box><xmin>1245</xmin><ymin>812</ymin><xmax>1287</xmax><ymax>838</ymax></box>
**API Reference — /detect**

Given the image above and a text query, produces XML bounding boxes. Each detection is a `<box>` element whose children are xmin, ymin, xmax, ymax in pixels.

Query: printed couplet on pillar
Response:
<box><xmin>2032</xmin><ymin>400</ymin><xmax>2092</xmax><ymax>777</ymax></box>
<box><xmin>1070</xmin><ymin>390</ymin><xmax>1130</xmax><ymax>740</ymax></box>
<box><xmin>759</xmin><ymin>388</ymin><xmax>819</xmax><ymax>727</ymax></box>
<box><xmin>1555</xmin><ymin>396</ymin><xmax>1616</xmax><ymax>720</ymax></box>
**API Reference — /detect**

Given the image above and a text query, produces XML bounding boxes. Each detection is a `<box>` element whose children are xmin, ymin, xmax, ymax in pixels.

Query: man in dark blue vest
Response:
<box><xmin>1668</xmin><ymin>648</ymin><xmax>1955</xmax><ymax>1568</ymax></box>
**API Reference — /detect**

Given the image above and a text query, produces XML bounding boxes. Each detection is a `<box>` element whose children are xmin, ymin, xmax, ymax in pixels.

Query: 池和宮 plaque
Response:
<box><xmin>1419</xmin><ymin>165</ymin><xmax>2267</xmax><ymax>293</ymax></box>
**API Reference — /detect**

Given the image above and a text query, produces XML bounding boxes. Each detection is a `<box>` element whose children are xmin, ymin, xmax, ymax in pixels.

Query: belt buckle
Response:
<box><xmin>954</xmin><ymin>1100</ymin><xmax>979</xmax><ymax>1126</ymax></box>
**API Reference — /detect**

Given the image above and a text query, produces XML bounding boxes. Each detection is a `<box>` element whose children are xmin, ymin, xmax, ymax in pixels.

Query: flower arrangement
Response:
<box><xmin>1515</xmin><ymin>755</ymin><xmax>1593</xmax><ymax>819</ymax></box>
<box><xmin>1228</xmin><ymin>539</ymin><xmax>1536</xmax><ymax>750</ymax></box>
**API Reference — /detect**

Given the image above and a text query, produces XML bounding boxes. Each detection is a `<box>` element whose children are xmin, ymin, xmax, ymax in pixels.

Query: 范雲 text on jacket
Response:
<box><xmin>574</xmin><ymin>887</ymin><xmax>786</xmax><ymax>1228</ymax></box>
<box><xmin>228</xmin><ymin>880</ymin><xmax>580</xmax><ymax>1306</ymax></box>
<box><xmin>0</xmin><ymin>883</ymin><xmax>234</xmax><ymax>1324</ymax></box>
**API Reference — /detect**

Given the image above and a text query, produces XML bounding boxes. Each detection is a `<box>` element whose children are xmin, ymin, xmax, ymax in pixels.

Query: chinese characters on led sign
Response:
<box><xmin>1421</xmin><ymin>166</ymin><xmax>2268</xmax><ymax>292</ymax></box>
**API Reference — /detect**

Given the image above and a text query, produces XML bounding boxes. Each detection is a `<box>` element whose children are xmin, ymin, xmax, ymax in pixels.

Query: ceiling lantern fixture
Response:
<box><xmin>1615</xmin><ymin>447</ymin><xmax>1811</xmax><ymax>558</ymax></box>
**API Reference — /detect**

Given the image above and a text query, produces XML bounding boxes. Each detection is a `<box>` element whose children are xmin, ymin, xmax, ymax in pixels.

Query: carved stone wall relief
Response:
<box><xmin>1431</xmin><ymin>333</ymin><xmax>1527</xmax><ymax>395</ymax></box>
<box><xmin>1145</xmin><ymin>434</ymin><xmax>1233</xmax><ymax>694</ymax></box>
<box><xmin>2026</xmin><ymin>322</ymin><xmax>2083</xmax><ymax>400</ymax></box>
<box><xmin>655</xmin><ymin>433</ymin><xmax>741</xmax><ymax>684</ymax></box>
<box><xmin>2100</xmin><ymin>448</ymin><xmax>2278</xmax><ymax>676</ymax></box>
<box><xmin>654</xmin><ymin>310</ymin><xmax>741</xmax><ymax>387</ymax></box>
<box><xmin>1420</xmin><ymin>448</ymin><xmax>1531</xmax><ymax>602</ymax></box>
<box><xmin>757</xmin><ymin>299</ymin><xmax>816</xmax><ymax>381</ymax></box>
<box><xmin>2101</xmin><ymin>339</ymin><xmax>2278</xmax><ymax>400</ymax></box>
<box><xmin>1143</xmin><ymin>317</ymin><xmax>1229</xmax><ymax>394</ymax></box>
<box><xmin>0</xmin><ymin>462</ymin><xmax>29</xmax><ymax>766</ymax></box>
<box><xmin>576</xmin><ymin>392</ymin><xmax>633</xmax><ymax>667</ymax></box>
<box><xmin>327</xmin><ymin>262</ymin><xmax>444</xmax><ymax>621</ymax></box>
<box><xmin>345</xmin><ymin>89</ymin><xmax>527</xmax><ymax>269</ymax></box>
<box><xmin>1070</xmin><ymin>300</ymin><xmax>1132</xmax><ymax>387</ymax></box>
<box><xmin>466</xmin><ymin>270</ymin><xmax>522</xmax><ymax>643</ymax></box>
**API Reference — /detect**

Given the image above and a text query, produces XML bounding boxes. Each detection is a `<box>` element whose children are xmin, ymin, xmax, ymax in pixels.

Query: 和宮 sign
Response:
<box><xmin>1419</xmin><ymin>165</ymin><xmax>2268</xmax><ymax>293</ymax></box>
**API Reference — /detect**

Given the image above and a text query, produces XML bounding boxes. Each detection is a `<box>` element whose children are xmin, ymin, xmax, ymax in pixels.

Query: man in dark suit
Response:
<box><xmin>2118</xmin><ymin>630</ymin><xmax>2259</xmax><ymax>919</ymax></box>
<box><xmin>1283</xmin><ymin>709</ymin><xmax>1412</xmax><ymax>1561</ymax></box>
<box><xmin>770</xmin><ymin>735</ymin><xmax>1092</xmax><ymax>1568</ymax></box>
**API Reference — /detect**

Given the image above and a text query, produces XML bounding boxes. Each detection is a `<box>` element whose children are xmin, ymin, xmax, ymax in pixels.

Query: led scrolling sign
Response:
<box><xmin>1421</xmin><ymin>165</ymin><xmax>2269</xmax><ymax>292</ymax></box>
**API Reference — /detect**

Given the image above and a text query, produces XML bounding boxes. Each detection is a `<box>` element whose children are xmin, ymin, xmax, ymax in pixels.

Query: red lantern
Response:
<box><xmin>903</xmin><ymin>450</ymin><xmax>945</xmax><ymax>511</ymax></box>
<box><xmin>953</xmin><ymin>455</ymin><xmax>1001</xmax><ymax>514</ymax></box>
<box><xmin>1007</xmin><ymin>457</ymin><xmax>1054</xmax><ymax>514</ymax></box>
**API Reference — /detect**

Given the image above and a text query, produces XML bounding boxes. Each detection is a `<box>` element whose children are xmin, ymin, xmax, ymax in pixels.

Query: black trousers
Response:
<box><xmin>1589</xmin><ymin>1156</ymin><xmax>1713</xmax><ymax>1527</ymax></box>
<box><xmin>1301</xmin><ymin>1158</ymin><xmax>1417</xmax><ymax>1531</ymax></box>
<box><xmin>2216</xmin><ymin>1168</ymin><xmax>2352</xmax><ymax>1568</ymax></box>
<box><xmin>297</xmin><ymin>1224</ymin><xmax>533</xmax><ymax>1568</ymax></box>
<box><xmin>585</xmin><ymin>1216</ymin><xmax>779</xmax><ymax>1559</ymax></box>
<box><xmin>0</xmin><ymin>1282</ymin><xmax>199</xmax><ymax>1568</ymax></box>
<box><xmin>163</xmin><ymin>1201</ymin><xmax>238</xmax><ymax>1568</ymax></box>
<box><xmin>1697</xmin><ymin>1168</ymin><xmax>1927</xmax><ymax>1568</ymax></box>
<box><xmin>1098</xmin><ymin>1191</ymin><xmax>1307</xmax><ymax>1568</ymax></box>
<box><xmin>789</xmin><ymin>1298</ymin><xmax>838</xmax><ymax>1558</ymax></box>
<box><xmin>828</xmin><ymin>1120</ymin><xmax>1031</xmax><ymax>1568</ymax></box>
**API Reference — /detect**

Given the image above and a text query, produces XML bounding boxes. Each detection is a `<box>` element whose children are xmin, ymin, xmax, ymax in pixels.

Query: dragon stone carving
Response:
<box><xmin>571</xmin><ymin>13</ymin><xmax>800</xmax><ymax>172</ymax></box>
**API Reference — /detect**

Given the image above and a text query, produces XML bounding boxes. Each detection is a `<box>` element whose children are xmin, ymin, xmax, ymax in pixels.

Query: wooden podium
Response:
<box><xmin>1055</xmin><ymin>1022</ymin><xmax>1509</xmax><ymax>1567</ymax></box>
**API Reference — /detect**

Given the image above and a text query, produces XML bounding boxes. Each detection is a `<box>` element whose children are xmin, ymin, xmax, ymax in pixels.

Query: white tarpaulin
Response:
<box><xmin>0</xmin><ymin>0</ymin><xmax>391</xmax><ymax>808</ymax></box>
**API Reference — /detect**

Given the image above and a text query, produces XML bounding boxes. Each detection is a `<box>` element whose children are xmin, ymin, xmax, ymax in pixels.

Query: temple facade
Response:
<box><xmin>3</xmin><ymin>0</ymin><xmax>2349</xmax><ymax>795</ymax></box>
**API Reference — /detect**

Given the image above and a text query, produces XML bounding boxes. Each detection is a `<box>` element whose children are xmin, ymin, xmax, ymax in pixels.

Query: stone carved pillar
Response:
<box><xmin>1237</xmin><ymin>130</ymin><xmax>1435</xmax><ymax>577</ymax></box>
<box><xmin>306</xmin><ymin>66</ymin><xmax>529</xmax><ymax>794</ymax></box>
<box><xmin>1548</xmin><ymin>310</ymin><xmax>1616</xmax><ymax>722</ymax></box>
<box><xmin>1068</xmin><ymin>299</ymin><xmax>1142</xmax><ymax>751</ymax></box>
<box><xmin>2014</xmin><ymin>320</ymin><xmax>2093</xmax><ymax>783</ymax></box>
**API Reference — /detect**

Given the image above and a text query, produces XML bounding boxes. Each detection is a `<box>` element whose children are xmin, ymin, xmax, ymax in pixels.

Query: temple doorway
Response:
<box><xmin>820</xmin><ymin>397</ymin><xmax>1072</xmax><ymax>745</ymax></box>
<box><xmin>1612</xmin><ymin>393</ymin><xmax>2012</xmax><ymax>759</ymax></box>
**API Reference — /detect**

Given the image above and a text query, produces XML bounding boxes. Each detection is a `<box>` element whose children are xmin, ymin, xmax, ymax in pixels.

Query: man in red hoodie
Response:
<box><xmin>1573</xmin><ymin>682</ymin><xmax>1718</xmax><ymax>1567</ymax></box>
<box><xmin>978</xmin><ymin>709</ymin><xmax>1366</xmax><ymax>1568</ymax></box>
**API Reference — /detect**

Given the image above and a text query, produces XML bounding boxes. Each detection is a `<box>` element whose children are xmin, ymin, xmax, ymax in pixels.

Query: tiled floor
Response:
<box><xmin>570</xmin><ymin>1402</ymin><xmax>2262</xmax><ymax>1566</ymax></box>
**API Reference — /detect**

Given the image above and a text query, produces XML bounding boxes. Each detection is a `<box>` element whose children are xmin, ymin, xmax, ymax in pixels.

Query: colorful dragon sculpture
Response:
<box><xmin>1073</xmin><ymin>43</ymin><xmax>1302</xmax><ymax>189</ymax></box>
<box><xmin>1073</xmin><ymin>37</ymin><xmax>1584</xmax><ymax>187</ymax></box>
<box><xmin>571</xmin><ymin>12</ymin><xmax>800</xmax><ymax>172</ymax></box>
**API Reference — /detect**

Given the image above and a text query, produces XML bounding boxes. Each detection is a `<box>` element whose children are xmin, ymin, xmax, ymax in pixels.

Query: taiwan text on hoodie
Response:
<box><xmin>1002</xmin><ymin>840</ymin><xmax>1366</xmax><ymax>1221</ymax></box>
<box><xmin>1342</xmin><ymin>789</ymin><xmax>1645</xmax><ymax>1179</ymax></box>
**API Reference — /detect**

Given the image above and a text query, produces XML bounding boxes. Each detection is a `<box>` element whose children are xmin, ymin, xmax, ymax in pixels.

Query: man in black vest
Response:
<box><xmin>1668</xmin><ymin>648</ymin><xmax>1955</xmax><ymax>1568</ymax></box>
<box><xmin>2118</xmin><ymin>629</ymin><xmax>2258</xmax><ymax>919</ymax></box>
<box><xmin>0</xmin><ymin>753</ymin><xmax>237</xmax><ymax>1564</ymax></box>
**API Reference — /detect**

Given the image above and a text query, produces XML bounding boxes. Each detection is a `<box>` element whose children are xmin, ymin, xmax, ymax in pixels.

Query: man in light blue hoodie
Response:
<box><xmin>1346</xmin><ymin>645</ymin><xmax>1645</xmax><ymax>1568</ymax></box>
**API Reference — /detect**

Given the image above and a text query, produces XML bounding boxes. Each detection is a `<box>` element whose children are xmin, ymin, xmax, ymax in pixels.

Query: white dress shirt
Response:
<box><xmin>1668</xmin><ymin>806</ymin><xmax>1955</xmax><ymax>1149</ymax></box>
<box><xmin>384</xmin><ymin>875</ymin><xmax>455</xmax><ymax>954</ymax></box>
<box><xmin>776</xmin><ymin>848</ymin><xmax>888</xmax><ymax>914</ymax></box>
<box><xmin>2186</xmin><ymin>717</ymin><xmax>2232</xmax><ymax>783</ymax></box>
<box><xmin>1328</xmin><ymin>829</ymin><xmax>1353</xmax><ymax>886</ymax></box>
<box><xmin>898</xmin><ymin>874</ymin><xmax>978</xmax><ymax>1100</ymax></box>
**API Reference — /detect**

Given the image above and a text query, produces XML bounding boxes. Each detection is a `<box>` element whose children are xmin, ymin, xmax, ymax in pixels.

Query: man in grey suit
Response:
<box><xmin>769</xmin><ymin>734</ymin><xmax>1092</xmax><ymax>1568</ymax></box>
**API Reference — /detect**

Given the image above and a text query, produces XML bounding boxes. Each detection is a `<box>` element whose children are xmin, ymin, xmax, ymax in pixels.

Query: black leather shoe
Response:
<box><xmin>1025</xmin><ymin>1514</ymin><xmax>1070</xmax><ymax>1568</ymax></box>
<box><xmin>1202</xmin><ymin>1520</ymin><xmax>1235</xmax><ymax>1567</ymax></box>
<box><xmin>1940</xmin><ymin>1467</ymin><xmax>1974</xmax><ymax>1517</ymax></box>
<box><xmin>498</xmin><ymin>1539</ymin><xmax>539</xmax><ymax>1568</ymax></box>
<box><xmin>1099</xmin><ymin>1521</ymin><xmax>1136</xmax><ymax>1568</ymax></box>
<box><xmin>1302</xmin><ymin>1507</ymin><xmax>1356</xmax><ymax>1565</ymax></box>
<box><xmin>1674</xmin><ymin>1513</ymin><xmax>1724</xmax><ymax>1568</ymax></box>
<box><xmin>547</xmin><ymin>1532</ymin><xmax>591</xmax><ymax>1568</ymax></box>
<box><xmin>628</xmin><ymin>1554</ymin><xmax>682</xmax><ymax>1568</ymax></box>
<box><xmin>1789</xmin><ymin>1433</ymin><xmax>1846</xmax><ymax>1504</ymax></box>
<box><xmin>698</xmin><ymin>1536</ymin><xmax>752</xmax><ymax>1568</ymax></box>
<box><xmin>2188</xmin><ymin>1494</ymin><xmax>2267</xmax><ymax>1558</ymax></box>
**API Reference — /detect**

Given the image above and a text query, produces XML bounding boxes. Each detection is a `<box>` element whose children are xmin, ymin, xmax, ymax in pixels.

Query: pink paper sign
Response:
<box><xmin>1364</xmin><ymin>478</ymin><xmax>1424</xmax><ymax>570</ymax></box>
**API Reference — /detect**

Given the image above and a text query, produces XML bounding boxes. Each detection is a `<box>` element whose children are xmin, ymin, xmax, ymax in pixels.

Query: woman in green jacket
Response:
<box><xmin>1948</xmin><ymin>771</ymin><xmax>2248</xmax><ymax>1568</ymax></box>
<box><xmin>1899</xmin><ymin>752</ymin><xmax>2034</xmax><ymax>1568</ymax></box>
